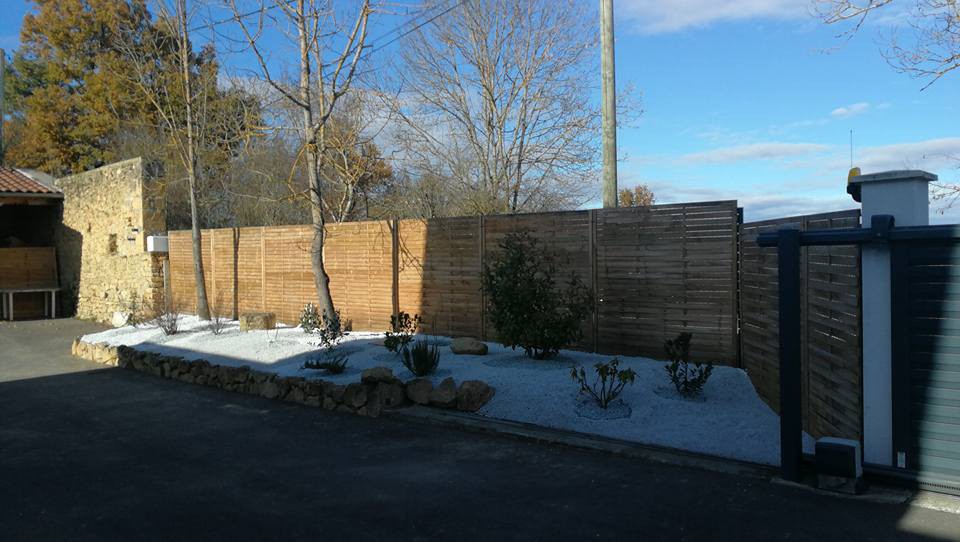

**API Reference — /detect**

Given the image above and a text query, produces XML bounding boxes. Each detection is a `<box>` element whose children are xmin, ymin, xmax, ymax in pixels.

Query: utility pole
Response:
<box><xmin>600</xmin><ymin>0</ymin><xmax>617</xmax><ymax>208</ymax></box>
<box><xmin>1</xmin><ymin>48</ymin><xmax>6</xmax><ymax>167</ymax></box>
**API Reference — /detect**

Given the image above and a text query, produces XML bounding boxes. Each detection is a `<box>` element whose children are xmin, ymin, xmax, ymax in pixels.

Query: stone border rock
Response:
<box><xmin>71</xmin><ymin>339</ymin><xmax>494</xmax><ymax>418</ymax></box>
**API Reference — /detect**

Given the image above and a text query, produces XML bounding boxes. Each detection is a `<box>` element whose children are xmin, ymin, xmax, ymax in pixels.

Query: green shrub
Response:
<box><xmin>303</xmin><ymin>351</ymin><xmax>349</xmax><ymax>374</ymax></box>
<box><xmin>664</xmin><ymin>332</ymin><xmax>713</xmax><ymax>398</ymax></box>
<box><xmin>385</xmin><ymin>311</ymin><xmax>421</xmax><ymax>353</ymax></box>
<box><xmin>299</xmin><ymin>303</ymin><xmax>322</xmax><ymax>333</ymax></box>
<box><xmin>401</xmin><ymin>339</ymin><xmax>441</xmax><ymax>377</ymax></box>
<box><xmin>318</xmin><ymin>309</ymin><xmax>345</xmax><ymax>350</ymax></box>
<box><xmin>482</xmin><ymin>232</ymin><xmax>592</xmax><ymax>359</ymax></box>
<box><xmin>571</xmin><ymin>358</ymin><xmax>636</xmax><ymax>408</ymax></box>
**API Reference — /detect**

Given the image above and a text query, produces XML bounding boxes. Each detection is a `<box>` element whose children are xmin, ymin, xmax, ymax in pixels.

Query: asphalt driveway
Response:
<box><xmin>1</xmin><ymin>318</ymin><xmax>958</xmax><ymax>541</ymax></box>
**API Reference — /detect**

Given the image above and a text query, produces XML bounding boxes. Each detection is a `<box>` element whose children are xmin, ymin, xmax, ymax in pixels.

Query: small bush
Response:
<box><xmin>318</xmin><ymin>309</ymin><xmax>346</xmax><ymax>350</ymax></box>
<box><xmin>571</xmin><ymin>358</ymin><xmax>636</xmax><ymax>409</ymax></box>
<box><xmin>482</xmin><ymin>232</ymin><xmax>592</xmax><ymax>359</ymax></box>
<box><xmin>385</xmin><ymin>311</ymin><xmax>421</xmax><ymax>353</ymax></box>
<box><xmin>208</xmin><ymin>295</ymin><xmax>228</xmax><ymax>335</ymax></box>
<box><xmin>299</xmin><ymin>303</ymin><xmax>322</xmax><ymax>333</ymax></box>
<box><xmin>303</xmin><ymin>351</ymin><xmax>349</xmax><ymax>374</ymax></box>
<box><xmin>153</xmin><ymin>299</ymin><xmax>182</xmax><ymax>336</ymax></box>
<box><xmin>401</xmin><ymin>339</ymin><xmax>441</xmax><ymax>377</ymax></box>
<box><xmin>664</xmin><ymin>332</ymin><xmax>713</xmax><ymax>398</ymax></box>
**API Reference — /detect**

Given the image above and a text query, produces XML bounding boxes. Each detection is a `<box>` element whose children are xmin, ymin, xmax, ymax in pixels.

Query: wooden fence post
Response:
<box><xmin>260</xmin><ymin>227</ymin><xmax>266</xmax><ymax>312</ymax></box>
<box><xmin>479</xmin><ymin>215</ymin><xmax>486</xmax><ymax>342</ymax></box>
<box><xmin>590</xmin><ymin>209</ymin><xmax>599</xmax><ymax>353</ymax></box>
<box><xmin>210</xmin><ymin>229</ymin><xmax>216</xmax><ymax>308</ymax></box>
<box><xmin>391</xmin><ymin>219</ymin><xmax>400</xmax><ymax>324</ymax></box>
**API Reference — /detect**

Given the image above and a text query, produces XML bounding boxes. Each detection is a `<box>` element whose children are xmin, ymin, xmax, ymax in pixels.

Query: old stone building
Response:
<box><xmin>55</xmin><ymin>158</ymin><xmax>167</xmax><ymax>323</ymax></box>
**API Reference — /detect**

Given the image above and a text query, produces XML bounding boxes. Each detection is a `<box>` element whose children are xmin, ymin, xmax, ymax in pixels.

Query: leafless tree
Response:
<box><xmin>114</xmin><ymin>0</ymin><xmax>215</xmax><ymax>319</ymax></box>
<box><xmin>389</xmin><ymin>0</ymin><xmax>605</xmax><ymax>216</ymax></box>
<box><xmin>814</xmin><ymin>0</ymin><xmax>960</xmax><ymax>88</ymax></box>
<box><xmin>318</xmin><ymin>90</ymin><xmax>393</xmax><ymax>223</ymax></box>
<box><xmin>228</xmin><ymin>0</ymin><xmax>372</xmax><ymax>322</ymax></box>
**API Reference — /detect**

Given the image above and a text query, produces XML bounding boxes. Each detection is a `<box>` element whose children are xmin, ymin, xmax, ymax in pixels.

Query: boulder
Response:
<box><xmin>361</xmin><ymin>366</ymin><xmax>400</xmax><ymax>385</ymax></box>
<box><xmin>450</xmin><ymin>337</ymin><xmax>488</xmax><ymax>356</ymax></box>
<box><xmin>376</xmin><ymin>381</ymin><xmax>406</xmax><ymax>408</ymax></box>
<box><xmin>429</xmin><ymin>377</ymin><xmax>458</xmax><ymax>408</ymax></box>
<box><xmin>342</xmin><ymin>383</ymin><xmax>368</xmax><ymax>409</ymax></box>
<box><xmin>260</xmin><ymin>381</ymin><xmax>279</xmax><ymax>399</ymax></box>
<box><xmin>111</xmin><ymin>311</ymin><xmax>131</xmax><ymax>328</ymax></box>
<box><xmin>239</xmin><ymin>312</ymin><xmax>276</xmax><ymax>332</ymax></box>
<box><xmin>456</xmin><ymin>380</ymin><xmax>496</xmax><ymax>412</ymax></box>
<box><xmin>405</xmin><ymin>378</ymin><xmax>433</xmax><ymax>405</ymax></box>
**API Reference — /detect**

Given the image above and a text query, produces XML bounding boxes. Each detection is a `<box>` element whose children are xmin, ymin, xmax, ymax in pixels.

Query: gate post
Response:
<box><xmin>851</xmin><ymin>170</ymin><xmax>935</xmax><ymax>466</ymax></box>
<box><xmin>778</xmin><ymin>228</ymin><xmax>803</xmax><ymax>482</ymax></box>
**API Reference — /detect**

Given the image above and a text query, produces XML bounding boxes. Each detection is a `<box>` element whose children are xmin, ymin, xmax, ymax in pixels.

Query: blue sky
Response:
<box><xmin>2</xmin><ymin>0</ymin><xmax>958</xmax><ymax>221</ymax></box>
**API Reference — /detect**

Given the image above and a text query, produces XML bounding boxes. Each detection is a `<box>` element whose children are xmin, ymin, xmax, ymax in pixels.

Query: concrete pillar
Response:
<box><xmin>850</xmin><ymin>170</ymin><xmax>936</xmax><ymax>466</ymax></box>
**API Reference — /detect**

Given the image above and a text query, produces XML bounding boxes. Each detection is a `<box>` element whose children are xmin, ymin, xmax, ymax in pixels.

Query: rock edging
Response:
<box><xmin>71</xmin><ymin>339</ymin><xmax>495</xmax><ymax>417</ymax></box>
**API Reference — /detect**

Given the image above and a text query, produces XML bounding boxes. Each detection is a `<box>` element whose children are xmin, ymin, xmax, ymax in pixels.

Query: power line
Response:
<box><xmin>362</xmin><ymin>0</ymin><xmax>465</xmax><ymax>57</ymax></box>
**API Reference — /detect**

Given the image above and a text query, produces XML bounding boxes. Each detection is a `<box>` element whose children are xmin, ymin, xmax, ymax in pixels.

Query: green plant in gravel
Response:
<box><xmin>318</xmin><ymin>309</ymin><xmax>346</xmax><ymax>350</ymax></box>
<box><xmin>401</xmin><ymin>338</ymin><xmax>441</xmax><ymax>376</ymax></box>
<box><xmin>303</xmin><ymin>352</ymin><xmax>349</xmax><ymax>374</ymax></box>
<box><xmin>664</xmin><ymin>332</ymin><xmax>713</xmax><ymax>398</ymax></box>
<box><xmin>482</xmin><ymin>231</ymin><xmax>592</xmax><ymax>359</ymax></box>
<box><xmin>299</xmin><ymin>303</ymin><xmax>322</xmax><ymax>333</ymax></box>
<box><xmin>385</xmin><ymin>311</ymin><xmax>421</xmax><ymax>353</ymax></box>
<box><xmin>571</xmin><ymin>358</ymin><xmax>636</xmax><ymax>409</ymax></box>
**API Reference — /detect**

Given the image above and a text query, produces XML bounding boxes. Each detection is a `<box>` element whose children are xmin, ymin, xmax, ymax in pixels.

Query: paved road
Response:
<box><xmin>1</xmin><ymin>319</ymin><xmax>958</xmax><ymax>541</ymax></box>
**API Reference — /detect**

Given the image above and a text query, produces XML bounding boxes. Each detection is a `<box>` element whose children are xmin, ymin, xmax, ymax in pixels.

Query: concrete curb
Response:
<box><xmin>386</xmin><ymin>406</ymin><xmax>777</xmax><ymax>479</ymax></box>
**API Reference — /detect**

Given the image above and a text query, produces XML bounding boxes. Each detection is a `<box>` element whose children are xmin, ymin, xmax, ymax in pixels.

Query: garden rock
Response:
<box><xmin>376</xmin><ymin>381</ymin><xmax>406</xmax><ymax>408</ymax></box>
<box><xmin>239</xmin><ymin>312</ymin><xmax>276</xmax><ymax>331</ymax></box>
<box><xmin>429</xmin><ymin>377</ymin><xmax>458</xmax><ymax>408</ymax></box>
<box><xmin>342</xmin><ymin>383</ymin><xmax>368</xmax><ymax>409</ymax></box>
<box><xmin>361</xmin><ymin>366</ymin><xmax>399</xmax><ymax>385</ymax></box>
<box><xmin>111</xmin><ymin>311</ymin><xmax>131</xmax><ymax>328</ymax></box>
<box><xmin>260</xmin><ymin>381</ymin><xmax>279</xmax><ymax>399</ymax></box>
<box><xmin>405</xmin><ymin>378</ymin><xmax>433</xmax><ymax>405</ymax></box>
<box><xmin>456</xmin><ymin>380</ymin><xmax>495</xmax><ymax>412</ymax></box>
<box><xmin>450</xmin><ymin>337</ymin><xmax>487</xmax><ymax>355</ymax></box>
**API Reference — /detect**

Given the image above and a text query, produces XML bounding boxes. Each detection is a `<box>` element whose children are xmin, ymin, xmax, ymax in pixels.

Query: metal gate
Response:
<box><xmin>892</xmin><ymin>239</ymin><xmax>960</xmax><ymax>484</ymax></box>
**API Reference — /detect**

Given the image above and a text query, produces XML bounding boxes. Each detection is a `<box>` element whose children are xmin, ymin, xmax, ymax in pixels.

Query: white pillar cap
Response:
<box><xmin>850</xmin><ymin>170</ymin><xmax>937</xmax><ymax>185</ymax></box>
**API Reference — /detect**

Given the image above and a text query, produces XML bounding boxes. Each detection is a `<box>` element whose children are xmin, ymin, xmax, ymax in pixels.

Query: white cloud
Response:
<box><xmin>799</xmin><ymin>137</ymin><xmax>960</xmax><ymax>172</ymax></box>
<box><xmin>830</xmin><ymin>102</ymin><xmax>871</xmax><ymax>118</ymax></box>
<box><xmin>618</xmin><ymin>0</ymin><xmax>809</xmax><ymax>33</ymax></box>
<box><xmin>679</xmin><ymin>142</ymin><xmax>830</xmax><ymax>165</ymax></box>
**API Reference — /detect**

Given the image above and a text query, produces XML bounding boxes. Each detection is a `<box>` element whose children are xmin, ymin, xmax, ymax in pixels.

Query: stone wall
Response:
<box><xmin>71</xmin><ymin>339</ymin><xmax>496</xmax><ymax>416</ymax></box>
<box><xmin>55</xmin><ymin>158</ymin><xmax>167</xmax><ymax>322</ymax></box>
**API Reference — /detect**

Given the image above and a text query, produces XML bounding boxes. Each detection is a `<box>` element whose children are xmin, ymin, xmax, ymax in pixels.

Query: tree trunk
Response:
<box><xmin>178</xmin><ymin>0</ymin><xmax>210</xmax><ymax>320</ymax></box>
<box><xmin>296</xmin><ymin>0</ymin><xmax>336</xmax><ymax>322</ymax></box>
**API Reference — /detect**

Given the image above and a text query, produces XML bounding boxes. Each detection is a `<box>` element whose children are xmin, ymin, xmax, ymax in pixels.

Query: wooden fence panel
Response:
<box><xmin>595</xmin><ymin>202</ymin><xmax>740</xmax><ymax>364</ymax></box>
<box><xmin>739</xmin><ymin>210</ymin><xmax>862</xmax><ymax>441</ymax></box>
<box><xmin>325</xmin><ymin>221</ymin><xmax>394</xmax><ymax>331</ymax></box>
<box><xmin>483</xmin><ymin>211</ymin><xmax>594</xmax><ymax>348</ymax></box>
<box><xmin>398</xmin><ymin>217</ymin><xmax>483</xmax><ymax>338</ymax></box>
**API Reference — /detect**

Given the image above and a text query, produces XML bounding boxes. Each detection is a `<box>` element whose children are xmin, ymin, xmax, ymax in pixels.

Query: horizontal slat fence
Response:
<box><xmin>739</xmin><ymin>210</ymin><xmax>863</xmax><ymax>441</ymax></box>
<box><xmin>595</xmin><ymin>202</ymin><xmax>740</xmax><ymax>362</ymax></box>
<box><xmin>169</xmin><ymin>201</ymin><xmax>741</xmax><ymax>364</ymax></box>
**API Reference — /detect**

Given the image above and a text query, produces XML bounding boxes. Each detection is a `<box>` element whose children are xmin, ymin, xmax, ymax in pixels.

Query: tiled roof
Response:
<box><xmin>0</xmin><ymin>167</ymin><xmax>61</xmax><ymax>195</ymax></box>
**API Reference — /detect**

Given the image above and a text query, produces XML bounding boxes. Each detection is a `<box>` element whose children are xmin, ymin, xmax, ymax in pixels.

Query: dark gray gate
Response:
<box><xmin>892</xmin><ymin>240</ymin><xmax>960</xmax><ymax>483</ymax></box>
